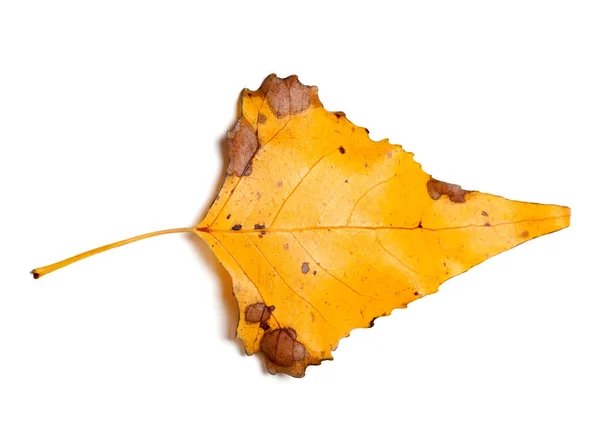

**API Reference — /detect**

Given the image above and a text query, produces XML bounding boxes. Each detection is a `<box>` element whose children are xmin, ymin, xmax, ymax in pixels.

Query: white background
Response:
<box><xmin>1</xmin><ymin>1</ymin><xmax>599</xmax><ymax>427</ymax></box>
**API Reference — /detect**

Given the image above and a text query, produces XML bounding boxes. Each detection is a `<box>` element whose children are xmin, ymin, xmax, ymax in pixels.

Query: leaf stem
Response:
<box><xmin>31</xmin><ymin>227</ymin><xmax>195</xmax><ymax>279</ymax></box>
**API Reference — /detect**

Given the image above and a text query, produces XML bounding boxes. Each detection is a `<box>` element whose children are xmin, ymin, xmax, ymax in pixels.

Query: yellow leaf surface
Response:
<box><xmin>195</xmin><ymin>75</ymin><xmax>570</xmax><ymax>377</ymax></box>
<box><xmin>32</xmin><ymin>74</ymin><xmax>570</xmax><ymax>378</ymax></box>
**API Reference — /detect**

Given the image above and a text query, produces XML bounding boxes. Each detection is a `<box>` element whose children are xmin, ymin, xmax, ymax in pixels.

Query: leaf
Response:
<box><xmin>32</xmin><ymin>74</ymin><xmax>570</xmax><ymax>378</ymax></box>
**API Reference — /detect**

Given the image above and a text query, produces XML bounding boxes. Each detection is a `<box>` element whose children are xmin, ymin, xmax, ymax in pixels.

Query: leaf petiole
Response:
<box><xmin>31</xmin><ymin>227</ymin><xmax>195</xmax><ymax>279</ymax></box>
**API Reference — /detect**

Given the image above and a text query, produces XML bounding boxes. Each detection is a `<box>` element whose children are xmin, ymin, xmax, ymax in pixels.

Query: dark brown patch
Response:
<box><xmin>339</xmin><ymin>146</ymin><xmax>345</xmax><ymax>154</ymax></box>
<box><xmin>232</xmin><ymin>224</ymin><xmax>242</xmax><ymax>231</ymax></box>
<box><xmin>301</xmin><ymin>262</ymin><xmax>309</xmax><ymax>274</ymax></box>
<box><xmin>226</xmin><ymin>214</ymin><xmax>231</xmax><ymax>219</ymax></box>
<box><xmin>365</xmin><ymin>128</ymin><xmax>370</xmax><ymax>134</ymax></box>
<box><xmin>259</xmin><ymin>74</ymin><xmax>316</xmax><ymax>118</ymax></box>
<box><xmin>484</xmin><ymin>222</ymin><xmax>491</xmax><ymax>227</ymax></box>
<box><xmin>258</xmin><ymin>113</ymin><xmax>267</xmax><ymax>124</ymax></box>
<box><xmin>254</xmin><ymin>224</ymin><xmax>265</xmax><ymax>230</ymax></box>
<box><xmin>481</xmin><ymin>211</ymin><xmax>489</xmax><ymax>217</ymax></box>
<box><xmin>520</xmin><ymin>231</ymin><xmax>530</xmax><ymax>238</ymax></box>
<box><xmin>32</xmin><ymin>272</ymin><xmax>40</xmax><ymax>279</ymax></box>
<box><xmin>313</xmin><ymin>271</ymin><xmax>317</xmax><ymax>275</ymax></box>
<box><xmin>369</xmin><ymin>317</ymin><xmax>377</xmax><ymax>328</ymax></box>
<box><xmin>245</xmin><ymin>302</ymin><xmax>274</xmax><ymax>324</ymax></box>
<box><xmin>276</xmin><ymin>181</ymin><xmax>283</xmax><ymax>188</ymax></box>
<box><xmin>283</xmin><ymin>243</ymin><xmax>289</xmax><ymax>250</ymax></box>
<box><xmin>260</xmin><ymin>328</ymin><xmax>306</xmax><ymax>367</ymax></box>
<box><xmin>414</xmin><ymin>291</ymin><xmax>419</xmax><ymax>296</ymax></box>
<box><xmin>417</xmin><ymin>221</ymin><xmax>423</xmax><ymax>228</ymax></box>
<box><xmin>426</xmin><ymin>178</ymin><xmax>470</xmax><ymax>203</ymax></box>
<box><xmin>226</xmin><ymin>118</ymin><xmax>258</xmax><ymax>177</ymax></box>
<box><xmin>334</xmin><ymin>112</ymin><xmax>345</xmax><ymax>118</ymax></box>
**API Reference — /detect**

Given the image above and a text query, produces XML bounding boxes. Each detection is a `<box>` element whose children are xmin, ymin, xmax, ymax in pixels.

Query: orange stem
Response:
<box><xmin>31</xmin><ymin>227</ymin><xmax>195</xmax><ymax>279</ymax></box>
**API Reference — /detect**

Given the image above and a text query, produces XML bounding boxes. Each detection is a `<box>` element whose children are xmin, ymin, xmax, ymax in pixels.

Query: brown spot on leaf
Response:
<box><xmin>481</xmin><ymin>211</ymin><xmax>489</xmax><ymax>217</ymax></box>
<box><xmin>414</xmin><ymin>291</ymin><xmax>419</xmax><ymax>296</ymax></box>
<box><xmin>254</xmin><ymin>224</ymin><xmax>265</xmax><ymax>230</ymax></box>
<box><xmin>283</xmin><ymin>243</ymin><xmax>289</xmax><ymax>250</ymax></box>
<box><xmin>339</xmin><ymin>146</ymin><xmax>345</xmax><ymax>154</ymax></box>
<box><xmin>261</xmin><ymin>328</ymin><xmax>306</xmax><ymax>367</ymax></box>
<box><xmin>313</xmin><ymin>271</ymin><xmax>317</xmax><ymax>275</ymax></box>
<box><xmin>226</xmin><ymin>214</ymin><xmax>231</xmax><ymax>219</ymax></box>
<box><xmin>227</xmin><ymin>117</ymin><xmax>258</xmax><ymax>177</ymax></box>
<box><xmin>484</xmin><ymin>222</ymin><xmax>491</xmax><ymax>227</ymax></box>
<box><xmin>232</xmin><ymin>224</ymin><xmax>242</xmax><ymax>231</ymax></box>
<box><xmin>276</xmin><ymin>181</ymin><xmax>283</xmax><ymax>188</ymax></box>
<box><xmin>302</xmin><ymin>262</ymin><xmax>309</xmax><ymax>274</ymax></box>
<box><xmin>259</xmin><ymin>74</ymin><xmax>317</xmax><ymax>118</ymax></box>
<box><xmin>245</xmin><ymin>302</ymin><xmax>274</xmax><ymax>324</ymax></box>
<box><xmin>520</xmin><ymin>231</ymin><xmax>530</xmax><ymax>238</ymax></box>
<box><xmin>258</xmin><ymin>113</ymin><xmax>267</xmax><ymax>124</ymax></box>
<box><xmin>334</xmin><ymin>112</ymin><xmax>345</xmax><ymax>118</ymax></box>
<box><xmin>426</xmin><ymin>178</ymin><xmax>470</xmax><ymax>203</ymax></box>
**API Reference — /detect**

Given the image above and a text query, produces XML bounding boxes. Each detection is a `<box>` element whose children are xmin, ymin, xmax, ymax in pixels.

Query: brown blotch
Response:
<box><xmin>245</xmin><ymin>302</ymin><xmax>274</xmax><ymax>324</ymax></box>
<box><xmin>260</xmin><ymin>328</ymin><xmax>306</xmax><ymax>367</ymax></box>
<box><xmin>426</xmin><ymin>178</ymin><xmax>470</xmax><ymax>203</ymax></box>
<box><xmin>226</xmin><ymin>117</ymin><xmax>258</xmax><ymax>177</ymax></box>
<box><xmin>334</xmin><ymin>112</ymin><xmax>345</xmax><ymax>118</ymax></box>
<box><xmin>257</xmin><ymin>113</ymin><xmax>267</xmax><ymax>124</ymax></box>
<box><xmin>481</xmin><ymin>211</ymin><xmax>489</xmax><ymax>217</ymax></box>
<box><xmin>301</xmin><ymin>262</ymin><xmax>309</xmax><ymax>274</ymax></box>
<box><xmin>414</xmin><ymin>291</ymin><xmax>419</xmax><ymax>296</ymax></box>
<box><xmin>226</xmin><ymin>214</ymin><xmax>231</xmax><ymax>219</ymax></box>
<box><xmin>339</xmin><ymin>146</ymin><xmax>345</xmax><ymax>154</ymax></box>
<box><xmin>259</xmin><ymin>74</ymin><xmax>316</xmax><ymax>118</ymax></box>
<box><xmin>283</xmin><ymin>243</ymin><xmax>289</xmax><ymax>250</ymax></box>
<box><xmin>313</xmin><ymin>271</ymin><xmax>317</xmax><ymax>275</ymax></box>
<box><xmin>484</xmin><ymin>222</ymin><xmax>491</xmax><ymax>227</ymax></box>
<box><xmin>520</xmin><ymin>231</ymin><xmax>530</xmax><ymax>238</ymax></box>
<box><xmin>276</xmin><ymin>181</ymin><xmax>283</xmax><ymax>188</ymax></box>
<box><xmin>254</xmin><ymin>224</ymin><xmax>265</xmax><ymax>230</ymax></box>
<box><xmin>232</xmin><ymin>224</ymin><xmax>242</xmax><ymax>231</ymax></box>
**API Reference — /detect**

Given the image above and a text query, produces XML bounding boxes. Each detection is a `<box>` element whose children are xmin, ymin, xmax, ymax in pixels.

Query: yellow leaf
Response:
<box><xmin>32</xmin><ymin>74</ymin><xmax>570</xmax><ymax>377</ymax></box>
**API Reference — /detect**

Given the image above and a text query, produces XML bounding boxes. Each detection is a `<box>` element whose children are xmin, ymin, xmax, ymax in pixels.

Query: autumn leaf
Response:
<box><xmin>32</xmin><ymin>74</ymin><xmax>570</xmax><ymax>377</ymax></box>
